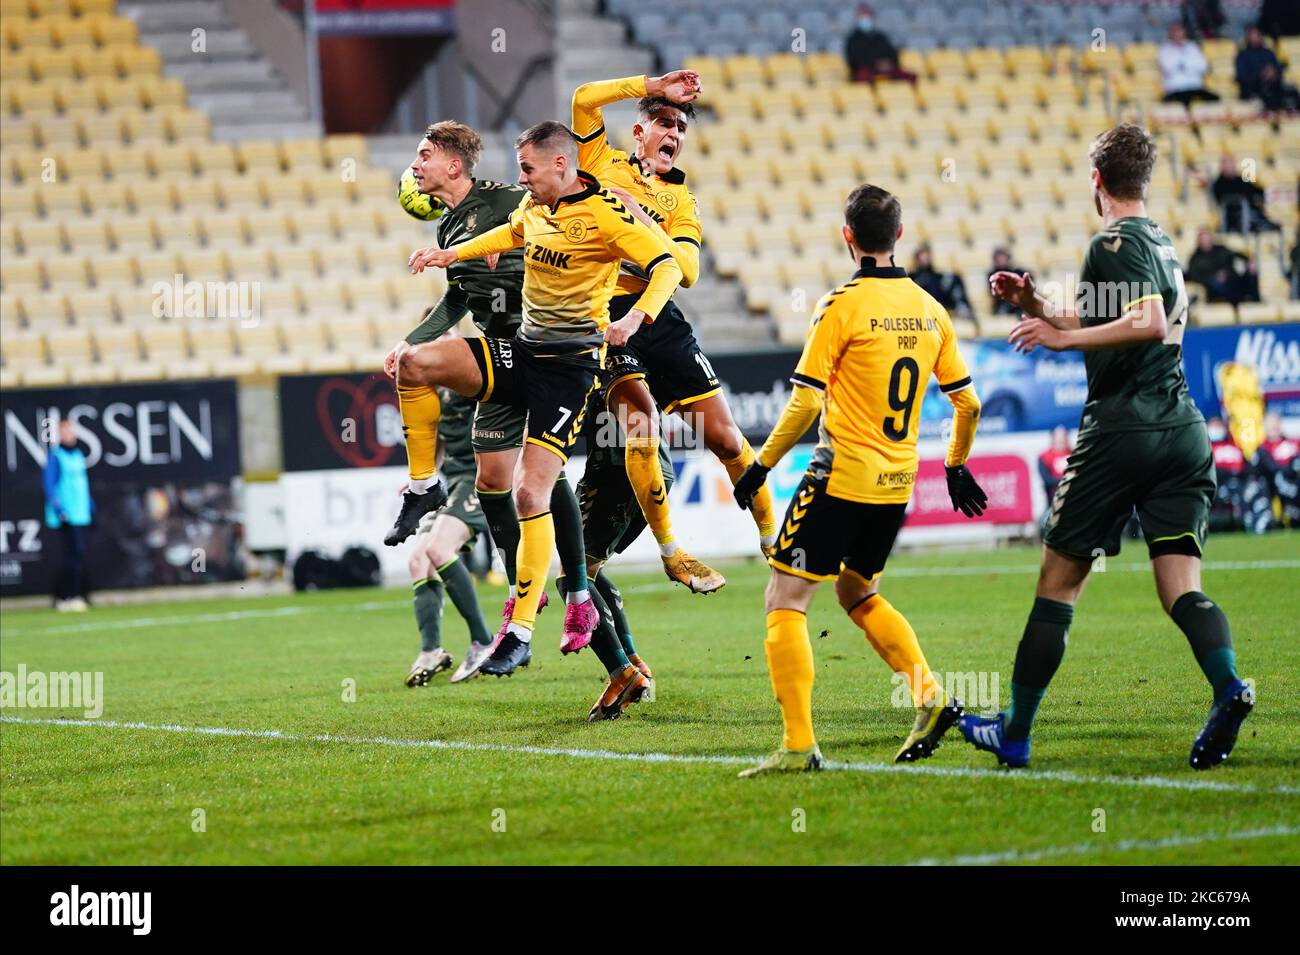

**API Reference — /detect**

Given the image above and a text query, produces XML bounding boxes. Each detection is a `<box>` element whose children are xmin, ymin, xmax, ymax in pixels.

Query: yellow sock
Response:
<box><xmin>625</xmin><ymin>436</ymin><xmax>675</xmax><ymax>548</ymax></box>
<box><xmin>849</xmin><ymin>594</ymin><xmax>942</xmax><ymax>707</ymax></box>
<box><xmin>764</xmin><ymin>608</ymin><xmax>816</xmax><ymax>750</ymax></box>
<box><xmin>397</xmin><ymin>382</ymin><xmax>441</xmax><ymax>484</ymax></box>
<box><xmin>511</xmin><ymin>510</ymin><xmax>554</xmax><ymax>628</ymax></box>
<box><xmin>722</xmin><ymin>439</ymin><xmax>777</xmax><ymax>539</ymax></box>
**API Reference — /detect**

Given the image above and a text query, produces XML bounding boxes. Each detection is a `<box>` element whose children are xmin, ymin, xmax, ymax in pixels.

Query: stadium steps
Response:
<box><xmin>119</xmin><ymin>0</ymin><xmax>320</xmax><ymax>141</ymax></box>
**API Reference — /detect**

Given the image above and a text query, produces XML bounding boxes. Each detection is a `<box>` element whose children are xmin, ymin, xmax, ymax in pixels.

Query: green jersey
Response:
<box><xmin>436</xmin><ymin>387</ymin><xmax>477</xmax><ymax>478</ymax></box>
<box><xmin>406</xmin><ymin>179</ymin><xmax>526</xmax><ymax>344</ymax></box>
<box><xmin>1075</xmin><ymin>216</ymin><xmax>1202</xmax><ymax>435</ymax></box>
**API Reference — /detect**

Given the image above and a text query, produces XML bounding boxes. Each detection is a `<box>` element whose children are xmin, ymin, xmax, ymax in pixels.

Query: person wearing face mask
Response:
<box><xmin>845</xmin><ymin>4</ymin><xmax>917</xmax><ymax>86</ymax></box>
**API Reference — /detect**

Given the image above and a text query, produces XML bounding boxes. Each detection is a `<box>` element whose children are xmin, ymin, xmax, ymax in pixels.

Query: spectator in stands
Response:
<box><xmin>1235</xmin><ymin>25</ymin><xmax>1283</xmax><ymax>100</ymax></box>
<box><xmin>1262</xmin><ymin>411</ymin><xmax>1298</xmax><ymax>469</ymax></box>
<box><xmin>1212</xmin><ymin>156</ymin><xmax>1279</xmax><ymax>233</ymax></box>
<box><xmin>1259</xmin><ymin>0</ymin><xmax>1300</xmax><ymax>40</ymax></box>
<box><xmin>1182</xmin><ymin>0</ymin><xmax>1226</xmax><ymax>39</ymax></box>
<box><xmin>1289</xmin><ymin>228</ymin><xmax>1300</xmax><ymax>299</ymax></box>
<box><xmin>987</xmin><ymin>248</ymin><xmax>1026</xmax><ymax>315</ymax></box>
<box><xmin>1255</xmin><ymin>61</ymin><xmax>1300</xmax><ymax>112</ymax></box>
<box><xmin>912</xmin><ymin>244</ymin><xmax>971</xmax><ymax>320</ymax></box>
<box><xmin>1187</xmin><ymin>227</ymin><xmax>1261</xmax><ymax>305</ymax></box>
<box><xmin>844</xmin><ymin>4</ymin><xmax>917</xmax><ymax>86</ymax></box>
<box><xmin>1037</xmin><ymin>426</ymin><xmax>1072</xmax><ymax>529</ymax></box>
<box><xmin>1261</xmin><ymin>410</ymin><xmax>1300</xmax><ymax>526</ymax></box>
<box><xmin>1159</xmin><ymin>22</ymin><xmax>1219</xmax><ymax>106</ymax></box>
<box><xmin>43</xmin><ymin>419</ymin><xmax>95</xmax><ymax>612</ymax></box>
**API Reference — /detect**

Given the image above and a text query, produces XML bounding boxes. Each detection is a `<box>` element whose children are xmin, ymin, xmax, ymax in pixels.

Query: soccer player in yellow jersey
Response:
<box><xmin>733</xmin><ymin>185</ymin><xmax>989</xmax><ymax>776</ymax></box>
<box><xmin>570</xmin><ymin>70</ymin><xmax>779</xmax><ymax>593</ymax></box>
<box><xmin>403</xmin><ymin>121</ymin><xmax>683</xmax><ymax>690</ymax></box>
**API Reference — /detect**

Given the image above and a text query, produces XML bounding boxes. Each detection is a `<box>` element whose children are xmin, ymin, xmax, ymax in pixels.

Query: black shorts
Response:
<box><xmin>577</xmin><ymin>440</ymin><xmax>675</xmax><ymax>562</ymax></box>
<box><xmin>1044</xmin><ymin>422</ymin><xmax>1215</xmax><ymax>560</ymax></box>
<box><xmin>604</xmin><ymin>295</ymin><xmax>720</xmax><ymax>414</ymax></box>
<box><xmin>768</xmin><ymin>466</ymin><xmax>908</xmax><ymax>583</ymax></box>
<box><xmin>470</xmin><ymin>335</ymin><xmax>600</xmax><ymax>461</ymax></box>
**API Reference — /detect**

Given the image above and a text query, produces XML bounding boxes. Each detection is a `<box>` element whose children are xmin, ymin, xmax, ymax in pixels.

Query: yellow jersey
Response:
<box><xmin>572</xmin><ymin>75</ymin><xmax>701</xmax><ymax>297</ymax></box>
<box><xmin>453</xmin><ymin>170</ymin><xmax>683</xmax><ymax>345</ymax></box>
<box><xmin>791</xmin><ymin>259</ymin><xmax>974</xmax><ymax>504</ymax></box>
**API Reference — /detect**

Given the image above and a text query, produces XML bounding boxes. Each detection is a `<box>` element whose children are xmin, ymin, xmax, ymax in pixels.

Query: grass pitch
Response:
<box><xmin>2</xmin><ymin>532</ymin><xmax>1298</xmax><ymax>865</ymax></box>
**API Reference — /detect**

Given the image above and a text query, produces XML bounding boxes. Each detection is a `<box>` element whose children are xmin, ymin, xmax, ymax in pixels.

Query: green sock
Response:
<box><xmin>1170</xmin><ymin>591</ymin><xmax>1238</xmax><ymax>697</ymax></box>
<box><xmin>1005</xmin><ymin>596</ymin><xmax>1074</xmax><ymax>741</ymax></box>
<box><xmin>550</xmin><ymin>474</ymin><xmax>588</xmax><ymax>595</ymax></box>
<box><xmin>594</xmin><ymin>570</ymin><xmax>636</xmax><ymax>657</ymax></box>
<box><xmin>438</xmin><ymin>556</ymin><xmax>493</xmax><ymax>647</ymax></box>
<box><xmin>477</xmin><ymin>488</ymin><xmax>518</xmax><ymax>583</ymax></box>
<box><xmin>413</xmin><ymin>577</ymin><xmax>445</xmax><ymax>652</ymax></box>
<box><xmin>558</xmin><ymin>574</ymin><xmax>627</xmax><ymax>674</ymax></box>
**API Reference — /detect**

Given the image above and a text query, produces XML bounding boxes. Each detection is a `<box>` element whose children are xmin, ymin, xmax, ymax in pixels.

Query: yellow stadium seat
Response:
<box><xmin>109</xmin><ymin>217</ymin><xmax>157</xmax><ymax>252</ymax></box>
<box><xmin>218</xmin><ymin>176</ymin><xmax>264</xmax><ymax>209</ymax></box>
<box><xmin>140</xmin><ymin>76</ymin><xmax>185</xmax><ymax>109</ymax></box>
<box><xmin>71</xmin><ymin>45</ymin><xmax>116</xmax><ymax>80</ymax></box>
<box><xmin>93</xmin><ymin>325</ymin><xmax>141</xmax><ymax>362</ymax></box>
<box><xmin>37</xmin><ymin>181</ymin><xmax>86</xmax><ymax>216</ymax></box>
<box><xmin>91</xmin><ymin>254</ymin><xmax>137</xmax><ymax>289</ymax></box>
<box><xmin>198</xmin><ymin>211</ymin><xmax>247</xmax><ymax>247</ymax></box>
<box><xmin>237</xmin><ymin>139</ymin><xmax>281</xmax><ymax>173</ymax></box>
<box><xmin>187</xmin><ymin>318</ymin><xmax>233</xmax><ymax>356</ymax></box>
<box><xmin>127</xmin><ymin>180</ymin><xmax>176</xmax><ymax>214</ymax></box>
<box><xmin>322</xmin><ymin>133</ymin><xmax>368</xmax><ymax>169</ymax></box>
<box><xmin>16</xmin><ymin>221</ymin><xmax>65</xmax><ymax>255</ymax></box>
<box><xmin>73</xmin><ymin>0</ymin><xmax>116</xmax><ymax>13</ymax></box>
<box><xmin>802</xmin><ymin>51</ymin><xmax>844</xmax><ymax>86</ymax></box>
<box><xmin>9</xmin><ymin>19</ymin><xmax>54</xmax><ymax>51</ymax></box>
<box><xmin>51</xmin><ymin>14</ymin><xmax>95</xmax><ymax>48</ymax></box>
<box><xmin>171</xmin><ymin>177</ymin><xmax>218</xmax><ymax>212</ymax></box>
<box><xmin>45</xmin><ymin>254</ymin><xmax>92</xmax><ymax>292</ymax></box>
<box><xmin>273</xmin><ymin>247</ymin><xmax>319</xmax><ymax>279</ymax></box>
<box><xmin>93</xmin><ymin>77</ymin><xmax>139</xmax><ymax>110</ymax></box>
<box><xmin>116</xmin><ymin>45</ymin><xmax>160</xmax><ymax>77</ymax></box>
<box><xmin>1194</xmin><ymin>302</ymin><xmax>1236</xmax><ymax>327</ymax></box>
<box><xmin>722</xmin><ymin>54</ymin><xmax>764</xmax><ymax>89</ymax></box>
<box><xmin>150</xmin><ymin>142</ymin><xmax>194</xmax><ymax>177</ymax></box>
<box><xmin>119</xmin><ymin>109</ymin><xmax>168</xmax><ymax>144</ymax></box>
<box><xmin>304</xmin><ymin>175</ymin><xmax>349</xmax><ymax>204</ymax></box>
<box><xmin>68</xmin><ymin>288</ymin><xmax>115</xmax><ymax>325</ymax></box>
<box><xmin>191</xmin><ymin>141</ymin><xmax>237</xmax><ymax>176</ymax></box>
<box><xmin>242</xmin><ymin>209</ymin><xmax>291</xmax><ymax>242</ymax></box>
<box><xmin>1235</xmin><ymin>302</ymin><xmax>1281</xmax><ymax>324</ymax></box>
<box><xmin>164</xmin><ymin>108</ymin><xmax>209</xmax><ymax>141</ymax></box>
<box><xmin>33</xmin><ymin>46</ymin><xmax>77</xmax><ymax>82</ymax></box>
<box><xmin>181</xmin><ymin>250</ymin><xmax>228</xmax><ymax>283</ymax></box>
<box><xmin>19</xmin><ymin>291</ymin><xmax>71</xmax><ymax>329</ymax></box>
<box><xmin>113</xmin><ymin>288</ymin><xmax>163</xmax><ymax>323</ymax></box>
<box><xmin>255</xmin><ymin>282</ymin><xmax>300</xmax><ymax>322</ymax></box>
<box><xmin>10</xmin><ymin>80</ymin><xmax>58</xmax><ymax>113</ymax></box>
<box><xmin>290</xmin><ymin>207</ymin><xmax>337</xmax><ymax>242</ymax></box>
<box><xmin>90</xmin><ymin>15</ymin><xmax>137</xmax><ymax>46</ymax></box>
<box><xmin>133</xmin><ymin>249</ymin><xmax>181</xmax><ymax>286</ymax></box>
<box><xmin>281</xmin><ymin>138</ymin><xmax>325</xmax><ymax>173</ymax></box>
<box><xmin>153</xmin><ymin>213</ymin><xmax>201</xmax><ymax>248</ymax></box>
<box><xmin>2</xmin><ymin>330</ymin><xmax>48</xmax><ymax>368</ymax></box>
<box><xmin>763</xmin><ymin>53</ymin><xmax>806</xmax><ymax>87</ymax></box>
<box><xmin>225</xmin><ymin>246</ymin><xmax>271</xmax><ymax>281</ymax></box>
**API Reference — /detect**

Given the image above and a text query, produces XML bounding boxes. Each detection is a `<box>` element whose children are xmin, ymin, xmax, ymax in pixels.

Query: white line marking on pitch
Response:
<box><xmin>3</xmin><ymin>716</ymin><xmax>1295</xmax><ymax>797</ymax></box>
<box><xmin>909</xmin><ymin>824</ymin><xmax>1300</xmax><ymax>866</ymax></box>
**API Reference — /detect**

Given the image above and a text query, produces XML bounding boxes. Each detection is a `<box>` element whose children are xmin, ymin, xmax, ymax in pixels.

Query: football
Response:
<box><xmin>398</xmin><ymin>167</ymin><xmax>445</xmax><ymax>221</ymax></box>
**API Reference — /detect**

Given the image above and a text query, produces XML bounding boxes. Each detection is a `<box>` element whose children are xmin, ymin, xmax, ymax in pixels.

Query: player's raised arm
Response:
<box><xmin>595</xmin><ymin>193</ymin><xmax>684</xmax><ymax>345</ymax></box>
<box><xmin>572</xmin><ymin>71</ymin><xmax>700</xmax><ymax>169</ymax></box>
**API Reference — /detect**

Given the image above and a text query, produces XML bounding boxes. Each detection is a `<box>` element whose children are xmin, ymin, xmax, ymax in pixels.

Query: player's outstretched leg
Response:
<box><xmin>959</xmin><ymin>549</ymin><xmax>1087</xmax><ymax>768</ymax></box>
<box><xmin>838</xmin><ymin>573</ymin><xmax>961</xmax><ymax>762</ymax></box>
<box><xmin>1154</xmin><ymin>554</ymin><xmax>1254</xmax><ymax>769</ymax></box>
<box><xmin>687</xmin><ymin>393</ymin><xmax>778</xmax><ymax>557</ymax></box>
<box><xmin>405</xmin><ymin>533</ymin><xmax>453</xmax><ymax>686</ymax></box>
<box><xmin>610</xmin><ymin>379</ymin><xmax>724</xmax><ymax>594</ymax></box>
<box><xmin>441</xmin><ymin>555</ymin><xmax>496</xmax><ymax>683</ymax></box>
<box><xmin>593</xmin><ymin>569</ymin><xmax>653</xmax><ymax>696</ymax></box>
<box><xmin>551</xmin><ymin>473</ymin><xmax>598</xmax><ymax>654</ymax></box>
<box><xmin>740</xmin><ymin>571</ymin><xmax>826</xmax><ymax>777</ymax></box>
<box><xmin>386</xmin><ymin>340</ymin><xmax>483</xmax><ymax>545</ymax></box>
<box><xmin>558</xmin><ymin>575</ymin><xmax>648</xmax><ymax>720</ymax></box>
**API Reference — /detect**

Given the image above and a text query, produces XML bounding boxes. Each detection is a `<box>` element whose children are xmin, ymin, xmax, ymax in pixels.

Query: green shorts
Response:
<box><xmin>471</xmin><ymin>400</ymin><xmax>525</xmax><ymax>455</ymax></box>
<box><xmin>419</xmin><ymin>469</ymin><xmax>488</xmax><ymax>541</ymax></box>
<box><xmin>1044</xmin><ymin>422</ymin><xmax>1215</xmax><ymax>560</ymax></box>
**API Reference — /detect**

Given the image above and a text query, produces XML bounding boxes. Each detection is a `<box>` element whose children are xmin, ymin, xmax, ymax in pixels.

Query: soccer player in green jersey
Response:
<box><xmin>959</xmin><ymin>124</ymin><xmax>1253</xmax><ymax>770</ymax></box>
<box><xmin>382</xmin><ymin>121</ymin><xmax>597</xmax><ymax>660</ymax></box>
<box><xmin>404</xmin><ymin>384</ymin><xmax>498</xmax><ymax>685</ymax></box>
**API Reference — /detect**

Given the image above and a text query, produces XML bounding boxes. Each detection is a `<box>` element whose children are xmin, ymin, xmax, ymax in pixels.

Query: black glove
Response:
<box><xmin>733</xmin><ymin>462</ymin><xmax>770</xmax><ymax>510</ymax></box>
<box><xmin>945</xmin><ymin>464</ymin><xmax>988</xmax><ymax>518</ymax></box>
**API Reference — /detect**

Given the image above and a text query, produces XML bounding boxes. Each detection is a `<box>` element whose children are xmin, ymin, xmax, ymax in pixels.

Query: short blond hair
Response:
<box><xmin>423</xmin><ymin>120</ymin><xmax>482</xmax><ymax>175</ymax></box>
